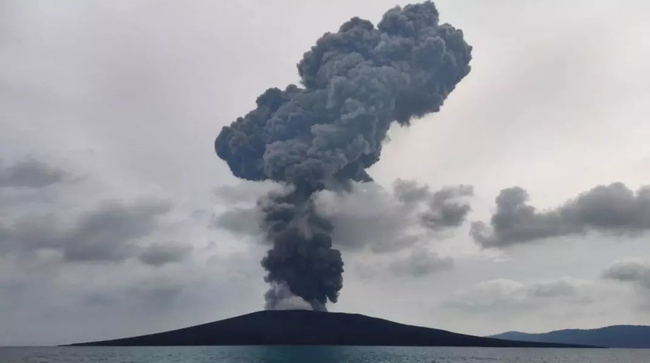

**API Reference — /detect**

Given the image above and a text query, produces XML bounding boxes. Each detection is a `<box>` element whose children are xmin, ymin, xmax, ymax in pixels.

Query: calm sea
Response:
<box><xmin>1</xmin><ymin>346</ymin><xmax>649</xmax><ymax>363</ymax></box>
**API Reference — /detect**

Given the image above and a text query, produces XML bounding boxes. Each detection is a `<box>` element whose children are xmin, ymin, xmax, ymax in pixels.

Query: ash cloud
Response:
<box><xmin>214</xmin><ymin>1</ymin><xmax>472</xmax><ymax>310</ymax></box>
<box><xmin>472</xmin><ymin>182</ymin><xmax>650</xmax><ymax>248</ymax></box>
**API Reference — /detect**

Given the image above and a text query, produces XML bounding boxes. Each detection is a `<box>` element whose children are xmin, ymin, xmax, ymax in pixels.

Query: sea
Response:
<box><xmin>1</xmin><ymin>346</ymin><xmax>649</xmax><ymax>363</ymax></box>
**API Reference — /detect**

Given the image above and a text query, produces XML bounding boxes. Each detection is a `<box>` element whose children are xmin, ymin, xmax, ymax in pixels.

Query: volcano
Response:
<box><xmin>69</xmin><ymin>310</ymin><xmax>593</xmax><ymax>347</ymax></box>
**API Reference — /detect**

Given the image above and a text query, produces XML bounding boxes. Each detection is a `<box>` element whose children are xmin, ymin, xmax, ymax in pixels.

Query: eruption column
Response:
<box><xmin>215</xmin><ymin>1</ymin><xmax>472</xmax><ymax>310</ymax></box>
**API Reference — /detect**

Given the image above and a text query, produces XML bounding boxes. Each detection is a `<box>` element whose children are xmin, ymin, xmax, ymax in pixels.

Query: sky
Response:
<box><xmin>1</xmin><ymin>0</ymin><xmax>650</xmax><ymax>346</ymax></box>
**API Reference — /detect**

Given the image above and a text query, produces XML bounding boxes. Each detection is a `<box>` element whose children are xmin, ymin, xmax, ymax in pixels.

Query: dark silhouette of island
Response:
<box><xmin>490</xmin><ymin>325</ymin><xmax>650</xmax><ymax>348</ymax></box>
<box><xmin>69</xmin><ymin>310</ymin><xmax>592</xmax><ymax>347</ymax></box>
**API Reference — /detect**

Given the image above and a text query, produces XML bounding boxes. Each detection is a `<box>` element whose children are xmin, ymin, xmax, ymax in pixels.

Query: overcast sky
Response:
<box><xmin>2</xmin><ymin>0</ymin><xmax>650</xmax><ymax>346</ymax></box>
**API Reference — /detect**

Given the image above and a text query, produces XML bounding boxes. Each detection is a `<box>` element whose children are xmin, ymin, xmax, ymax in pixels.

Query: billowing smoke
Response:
<box><xmin>215</xmin><ymin>2</ymin><xmax>472</xmax><ymax>310</ymax></box>
<box><xmin>472</xmin><ymin>182</ymin><xmax>650</xmax><ymax>248</ymax></box>
<box><xmin>264</xmin><ymin>282</ymin><xmax>318</xmax><ymax>311</ymax></box>
<box><xmin>258</xmin><ymin>186</ymin><xmax>343</xmax><ymax>310</ymax></box>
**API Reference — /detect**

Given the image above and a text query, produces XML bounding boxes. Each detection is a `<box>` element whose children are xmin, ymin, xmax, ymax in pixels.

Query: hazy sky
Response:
<box><xmin>2</xmin><ymin>0</ymin><xmax>650</xmax><ymax>346</ymax></box>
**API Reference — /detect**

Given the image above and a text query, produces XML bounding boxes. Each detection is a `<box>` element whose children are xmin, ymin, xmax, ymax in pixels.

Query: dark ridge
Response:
<box><xmin>490</xmin><ymin>325</ymin><xmax>650</xmax><ymax>349</ymax></box>
<box><xmin>68</xmin><ymin>310</ymin><xmax>595</xmax><ymax>347</ymax></box>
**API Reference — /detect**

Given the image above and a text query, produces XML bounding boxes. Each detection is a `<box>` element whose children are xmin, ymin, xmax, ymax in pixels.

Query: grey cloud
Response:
<box><xmin>211</xmin><ymin>182</ymin><xmax>285</xmax><ymax>238</ymax></box>
<box><xmin>388</xmin><ymin>248</ymin><xmax>453</xmax><ymax>277</ymax></box>
<box><xmin>211</xmin><ymin>207</ymin><xmax>262</xmax><ymax>238</ymax></box>
<box><xmin>393</xmin><ymin>179</ymin><xmax>474</xmax><ymax>231</ymax></box>
<box><xmin>393</xmin><ymin>178</ymin><xmax>431</xmax><ymax>203</ymax></box>
<box><xmin>444</xmin><ymin>278</ymin><xmax>592</xmax><ymax>312</ymax></box>
<box><xmin>0</xmin><ymin>155</ymin><xmax>188</xmax><ymax>266</ymax></box>
<box><xmin>419</xmin><ymin>185</ymin><xmax>474</xmax><ymax>231</ymax></box>
<box><xmin>0</xmin><ymin>158</ymin><xmax>72</xmax><ymax>189</ymax></box>
<box><xmin>62</xmin><ymin>198</ymin><xmax>172</xmax><ymax>262</ymax></box>
<box><xmin>130</xmin><ymin>280</ymin><xmax>185</xmax><ymax>304</ymax></box>
<box><xmin>138</xmin><ymin>242</ymin><xmax>192</xmax><ymax>267</ymax></box>
<box><xmin>82</xmin><ymin>279</ymin><xmax>187</xmax><ymax>310</ymax></box>
<box><xmin>315</xmin><ymin>180</ymin><xmax>472</xmax><ymax>253</ymax></box>
<box><xmin>98</xmin><ymin>277</ymin><xmax>186</xmax><ymax>305</ymax></box>
<box><xmin>528</xmin><ymin>279</ymin><xmax>580</xmax><ymax>298</ymax></box>
<box><xmin>444</xmin><ymin>279</ymin><xmax>530</xmax><ymax>312</ymax></box>
<box><xmin>213</xmin><ymin>181</ymin><xmax>283</xmax><ymax>206</ymax></box>
<box><xmin>83</xmin><ymin>292</ymin><xmax>116</xmax><ymax>307</ymax></box>
<box><xmin>315</xmin><ymin>182</ymin><xmax>417</xmax><ymax>253</ymax></box>
<box><xmin>1</xmin><ymin>198</ymin><xmax>173</xmax><ymax>263</ymax></box>
<box><xmin>602</xmin><ymin>259</ymin><xmax>650</xmax><ymax>289</ymax></box>
<box><xmin>472</xmin><ymin>183</ymin><xmax>650</xmax><ymax>248</ymax></box>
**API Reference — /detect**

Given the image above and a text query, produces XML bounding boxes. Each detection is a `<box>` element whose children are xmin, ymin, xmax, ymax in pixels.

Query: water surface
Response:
<box><xmin>1</xmin><ymin>346</ymin><xmax>649</xmax><ymax>363</ymax></box>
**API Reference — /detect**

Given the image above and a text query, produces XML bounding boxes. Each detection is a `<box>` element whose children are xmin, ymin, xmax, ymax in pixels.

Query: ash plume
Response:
<box><xmin>215</xmin><ymin>1</ymin><xmax>472</xmax><ymax>310</ymax></box>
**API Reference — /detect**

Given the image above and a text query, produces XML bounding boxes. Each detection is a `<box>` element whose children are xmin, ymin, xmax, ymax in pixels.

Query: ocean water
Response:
<box><xmin>1</xmin><ymin>346</ymin><xmax>649</xmax><ymax>363</ymax></box>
